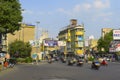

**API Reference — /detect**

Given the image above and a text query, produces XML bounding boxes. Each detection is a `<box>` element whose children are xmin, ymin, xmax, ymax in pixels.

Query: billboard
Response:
<box><xmin>109</xmin><ymin>40</ymin><xmax>120</xmax><ymax>52</ymax></box>
<box><xmin>29</xmin><ymin>40</ymin><xmax>40</xmax><ymax>47</ymax></box>
<box><xmin>113</xmin><ymin>30</ymin><xmax>120</xmax><ymax>40</ymax></box>
<box><xmin>44</xmin><ymin>40</ymin><xmax>58</xmax><ymax>46</ymax></box>
<box><xmin>58</xmin><ymin>41</ymin><xmax>66</xmax><ymax>46</ymax></box>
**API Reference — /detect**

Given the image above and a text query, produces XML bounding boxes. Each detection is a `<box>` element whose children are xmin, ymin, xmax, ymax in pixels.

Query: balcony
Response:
<box><xmin>67</xmin><ymin>38</ymin><xmax>71</xmax><ymax>42</ymax></box>
<box><xmin>76</xmin><ymin>50</ymin><xmax>83</xmax><ymax>55</ymax></box>
<box><xmin>75</xmin><ymin>42</ymin><xmax>84</xmax><ymax>47</ymax></box>
<box><xmin>75</xmin><ymin>31</ymin><xmax>84</xmax><ymax>35</ymax></box>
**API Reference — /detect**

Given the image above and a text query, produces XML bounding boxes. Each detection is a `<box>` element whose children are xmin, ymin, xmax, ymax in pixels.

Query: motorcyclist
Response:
<box><xmin>101</xmin><ymin>59</ymin><xmax>108</xmax><ymax>66</ymax></box>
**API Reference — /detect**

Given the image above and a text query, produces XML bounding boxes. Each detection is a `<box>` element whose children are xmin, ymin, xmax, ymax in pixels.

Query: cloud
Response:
<box><xmin>22</xmin><ymin>10</ymin><xmax>51</xmax><ymax>16</ymax></box>
<box><xmin>92</xmin><ymin>12</ymin><xmax>113</xmax><ymax>22</ymax></box>
<box><xmin>56</xmin><ymin>0</ymin><xmax>111</xmax><ymax>22</ymax></box>
<box><xmin>93</xmin><ymin>0</ymin><xmax>110</xmax><ymax>9</ymax></box>
<box><xmin>73</xmin><ymin>4</ymin><xmax>81</xmax><ymax>12</ymax></box>
<box><xmin>57</xmin><ymin>3</ymin><xmax>91</xmax><ymax>16</ymax></box>
<box><xmin>57</xmin><ymin>8</ymin><xmax>72</xmax><ymax>15</ymax></box>
<box><xmin>82</xmin><ymin>3</ymin><xmax>92</xmax><ymax>10</ymax></box>
<box><xmin>72</xmin><ymin>3</ymin><xmax>92</xmax><ymax>13</ymax></box>
<box><xmin>57</xmin><ymin>0</ymin><xmax>110</xmax><ymax>13</ymax></box>
<box><xmin>98</xmin><ymin>12</ymin><xmax>113</xmax><ymax>17</ymax></box>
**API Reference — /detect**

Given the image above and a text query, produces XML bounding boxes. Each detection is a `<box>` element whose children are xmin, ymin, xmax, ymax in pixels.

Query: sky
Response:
<box><xmin>19</xmin><ymin>0</ymin><xmax>120</xmax><ymax>39</ymax></box>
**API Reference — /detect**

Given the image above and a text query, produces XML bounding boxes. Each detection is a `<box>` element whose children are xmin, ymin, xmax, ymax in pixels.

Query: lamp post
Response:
<box><xmin>35</xmin><ymin>21</ymin><xmax>40</xmax><ymax>64</ymax></box>
<box><xmin>35</xmin><ymin>21</ymin><xmax>40</xmax><ymax>53</ymax></box>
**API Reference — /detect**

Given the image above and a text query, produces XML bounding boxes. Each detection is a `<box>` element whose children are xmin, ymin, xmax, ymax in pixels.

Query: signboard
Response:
<box><xmin>109</xmin><ymin>48</ymin><xmax>115</xmax><ymax>52</ymax></box>
<box><xmin>29</xmin><ymin>40</ymin><xmax>40</xmax><ymax>47</ymax></box>
<box><xmin>32</xmin><ymin>54</ymin><xmax>37</xmax><ymax>59</ymax></box>
<box><xmin>29</xmin><ymin>40</ymin><xmax>35</xmax><ymax>47</ymax></box>
<box><xmin>113</xmin><ymin>30</ymin><xmax>120</xmax><ymax>40</ymax></box>
<box><xmin>78</xmin><ymin>42</ymin><xmax>84</xmax><ymax>47</ymax></box>
<box><xmin>44</xmin><ymin>40</ymin><xmax>58</xmax><ymax>46</ymax></box>
<box><xmin>58</xmin><ymin>41</ymin><xmax>66</xmax><ymax>46</ymax></box>
<box><xmin>78</xmin><ymin>36</ymin><xmax>83</xmax><ymax>40</ymax></box>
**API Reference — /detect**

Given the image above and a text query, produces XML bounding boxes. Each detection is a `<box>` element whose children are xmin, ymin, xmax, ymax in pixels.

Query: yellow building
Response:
<box><xmin>58</xmin><ymin>19</ymin><xmax>85</xmax><ymax>55</ymax></box>
<box><xmin>102</xmin><ymin>28</ymin><xmax>112</xmax><ymax>38</ymax></box>
<box><xmin>7</xmin><ymin>24</ymin><xmax>35</xmax><ymax>43</ymax></box>
<box><xmin>7</xmin><ymin>24</ymin><xmax>37</xmax><ymax>54</ymax></box>
<box><xmin>89</xmin><ymin>39</ymin><xmax>98</xmax><ymax>51</ymax></box>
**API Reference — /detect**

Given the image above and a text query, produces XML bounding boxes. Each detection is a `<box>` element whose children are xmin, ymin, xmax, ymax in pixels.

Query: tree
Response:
<box><xmin>97</xmin><ymin>30</ymin><xmax>113</xmax><ymax>52</ymax></box>
<box><xmin>0</xmin><ymin>0</ymin><xmax>22</xmax><ymax>34</ymax></box>
<box><xmin>8</xmin><ymin>40</ymin><xmax>32</xmax><ymax>58</ymax></box>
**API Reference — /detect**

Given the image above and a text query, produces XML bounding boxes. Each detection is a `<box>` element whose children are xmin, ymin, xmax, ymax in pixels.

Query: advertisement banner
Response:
<box><xmin>58</xmin><ymin>41</ymin><xmax>66</xmax><ymax>46</ymax></box>
<box><xmin>78</xmin><ymin>42</ymin><xmax>84</xmax><ymax>47</ymax></box>
<box><xmin>44</xmin><ymin>40</ymin><xmax>58</xmax><ymax>46</ymax></box>
<box><xmin>78</xmin><ymin>36</ymin><xmax>83</xmax><ymax>40</ymax></box>
<box><xmin>113</xmin><ymin>30</ymin><xmax>120</xmax><ymax>40</ymax></box>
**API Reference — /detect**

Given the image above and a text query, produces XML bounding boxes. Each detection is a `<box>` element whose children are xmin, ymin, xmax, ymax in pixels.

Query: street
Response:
<box><xmin>0</xmin><ymin>61</ymin><xmax>120</xmax><ymax>80</ymax></box>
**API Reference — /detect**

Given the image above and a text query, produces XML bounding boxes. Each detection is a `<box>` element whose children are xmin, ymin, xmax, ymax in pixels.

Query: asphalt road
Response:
<box><xmin>0</xmin><ymin>61</ymin><xmax>120</xmax><ymax>80</ymax></box>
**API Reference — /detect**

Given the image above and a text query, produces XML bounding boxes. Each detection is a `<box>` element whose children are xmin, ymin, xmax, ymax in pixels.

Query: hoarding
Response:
<box><xmin>44</xmin><ymin>40</ymin><xmax>58</xmax><ymax>46</ymax></box>
<box><xmin>58</xmin><ymin>41</ymin><xmax>66</xmax><ymax>46</ymax></box>
<box><xmin>113</xmin><ymin>30</ymin><xmax>120</xmax><ymax>40</ymax></box>
<box><xmin>109</xmin><ymin>41</ymin><xmax>120</xmax><ymax>52</ymax></box>
<box><xmin>29</xmin><ymin>40</ymin><xmax>40</xmax><ymax>47</ymax></box>
<box><xmin>78</xmin><ymin>42</ymin><xmax>84</xmax><ymax>47</ymax></box>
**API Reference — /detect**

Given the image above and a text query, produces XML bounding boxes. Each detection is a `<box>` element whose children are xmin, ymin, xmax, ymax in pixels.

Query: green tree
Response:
<box><xmin>97</xmin><ymin>30</ymin><xmax>113</xmax><ymax>52</ymax></box>
<box><xmin>8</xmin><ymin>40</ymin><xmax>32</xmax><ymax>58</ymax></box>
<box><xmin>0</xmin><ymin>0</ymin><xmax>22</xmax><ymax>34</ymax></box>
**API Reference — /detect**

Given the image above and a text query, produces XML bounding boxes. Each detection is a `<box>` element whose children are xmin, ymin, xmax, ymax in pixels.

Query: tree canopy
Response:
<box><xmin>97</xmin><ymin>30</ymin><xmax>113</xmax><ymax>52</ymax></box>
<box><xmin>0</xmin><ymin>0</ymin><xmax>22</xmax><ymax>34</ymax></box>
<box><xmin>8</xmin><ymin>40</ymin><xmax>32</xmax><ymax>58</ymax></box>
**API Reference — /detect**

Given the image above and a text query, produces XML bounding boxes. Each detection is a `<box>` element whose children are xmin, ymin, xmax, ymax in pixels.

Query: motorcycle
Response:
<box><xmin>60</xmin><ymin>57</ymin><xmax>66</xmax><ymax>63</ymax></box>
<box><xmin>8</xmin><ymin>58</ymin><xmax>16</xmax><ymax>68</ymax></box>
<box><xmin>91</xmin><ymin>61</ymin><xmax>100</xmax><ymax>70</ymax></box>
<box><xmin>76</xmin><ymin>59</ymin><xmax>84</xmax><ymax>66</ymax></box>
<box><xmin>101</xmin><ymin>60</ymin><xmax>108</xmax><ymax>66</ymax></box>
<box><xmin>48</xmin><ymin>59</ymin><xmax>52</xmax><ymax>64</ymax></box>
<box><xmin>67</xmin><ymin>58</ymin><xmax>76</xmax><ymax>66</ymax></box>
<box><xmin>67</xmin><ymin>59</ymin><xmax>74</xmax><ymax>66</ymax></box>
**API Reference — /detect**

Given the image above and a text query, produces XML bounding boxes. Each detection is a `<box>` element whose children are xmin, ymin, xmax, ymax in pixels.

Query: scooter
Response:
<box><xmin>91</xmin><ymin>61</ymin><xmax>100</xmax><ymax>70</ymax></box>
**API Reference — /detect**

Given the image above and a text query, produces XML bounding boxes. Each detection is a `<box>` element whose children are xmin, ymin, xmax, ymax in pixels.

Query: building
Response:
<box><xmin>58</xmin><ymin>19</ymin><xmax>85</xmax><ymax>55</ymax></box>
<box><xmin>7</xmin><ymin>23</ymin><xmax>36</xmax><ymax>53</ymax></box>
<box><xmin>102</xmin><ymin>28</ymin><xmax>112</xmax><ymax>38</ymax></box>
<box><xmin>7</xmin><ymin>24</ymin><xmax>35</xmax><ymax>43</ymax></box>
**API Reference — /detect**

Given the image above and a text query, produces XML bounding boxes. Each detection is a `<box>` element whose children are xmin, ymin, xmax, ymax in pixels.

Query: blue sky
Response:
<box><xmin>19</xmin><ymin>0</ymin><xmax>120</xmax><ymax>39</ymax></box>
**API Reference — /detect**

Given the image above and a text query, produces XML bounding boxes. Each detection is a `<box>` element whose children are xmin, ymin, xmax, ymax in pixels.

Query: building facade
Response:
<box><xmin>102</xmin><ymin>28</ymin><xmax>112</xmax><ymax>38</ymax></box>
<box><xmin>7</xmin><ymin>24</ymin><xmax>37</xmax><ymax>53</ymax></box>
<box><xmin>7</xmin><ymin>24</ymin><xmax>35</xmax><ymax>43</ymax></box>
<box><xmin>58</xmin><ymin>19</ymin><xmax>85</xmax><ymax>55</ymax></box>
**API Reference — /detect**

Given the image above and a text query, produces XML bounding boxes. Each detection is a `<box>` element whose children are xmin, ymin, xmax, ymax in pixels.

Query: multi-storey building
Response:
<box><xmin>58</xmin><ymin>19</ymin><xmax>85</xmax><ymax>55</ymax></box>
<box><xmin>7</xmin><ymin>24</ymin><xmax>36</xmax><ymax>53</ymax></box>
<box><xmin>102</xmin><ymin>28</ymin><xmax>112</xmax><ymax>38</ymax></box>
<box><xmin>7</xmin><ymin>23</ymin><xmax>35</xmax><ymax>43</ymax></box>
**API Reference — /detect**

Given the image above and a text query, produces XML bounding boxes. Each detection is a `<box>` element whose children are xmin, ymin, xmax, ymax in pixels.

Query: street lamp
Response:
<box><xmin>35</xmin><ymin>21</ymin><xmax>40</xmax><ymax>53</ymax></box>
<box><xmin>36</xmin><ymin>21</ymin><xmax>40</xmax><ymax>40</ymax></box>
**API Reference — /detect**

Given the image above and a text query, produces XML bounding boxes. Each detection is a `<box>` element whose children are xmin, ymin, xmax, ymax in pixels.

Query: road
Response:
<box><xmin>0</xmin><ymin>61</ymin><xmax>120</xmax><ymax>80</ymax></box>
